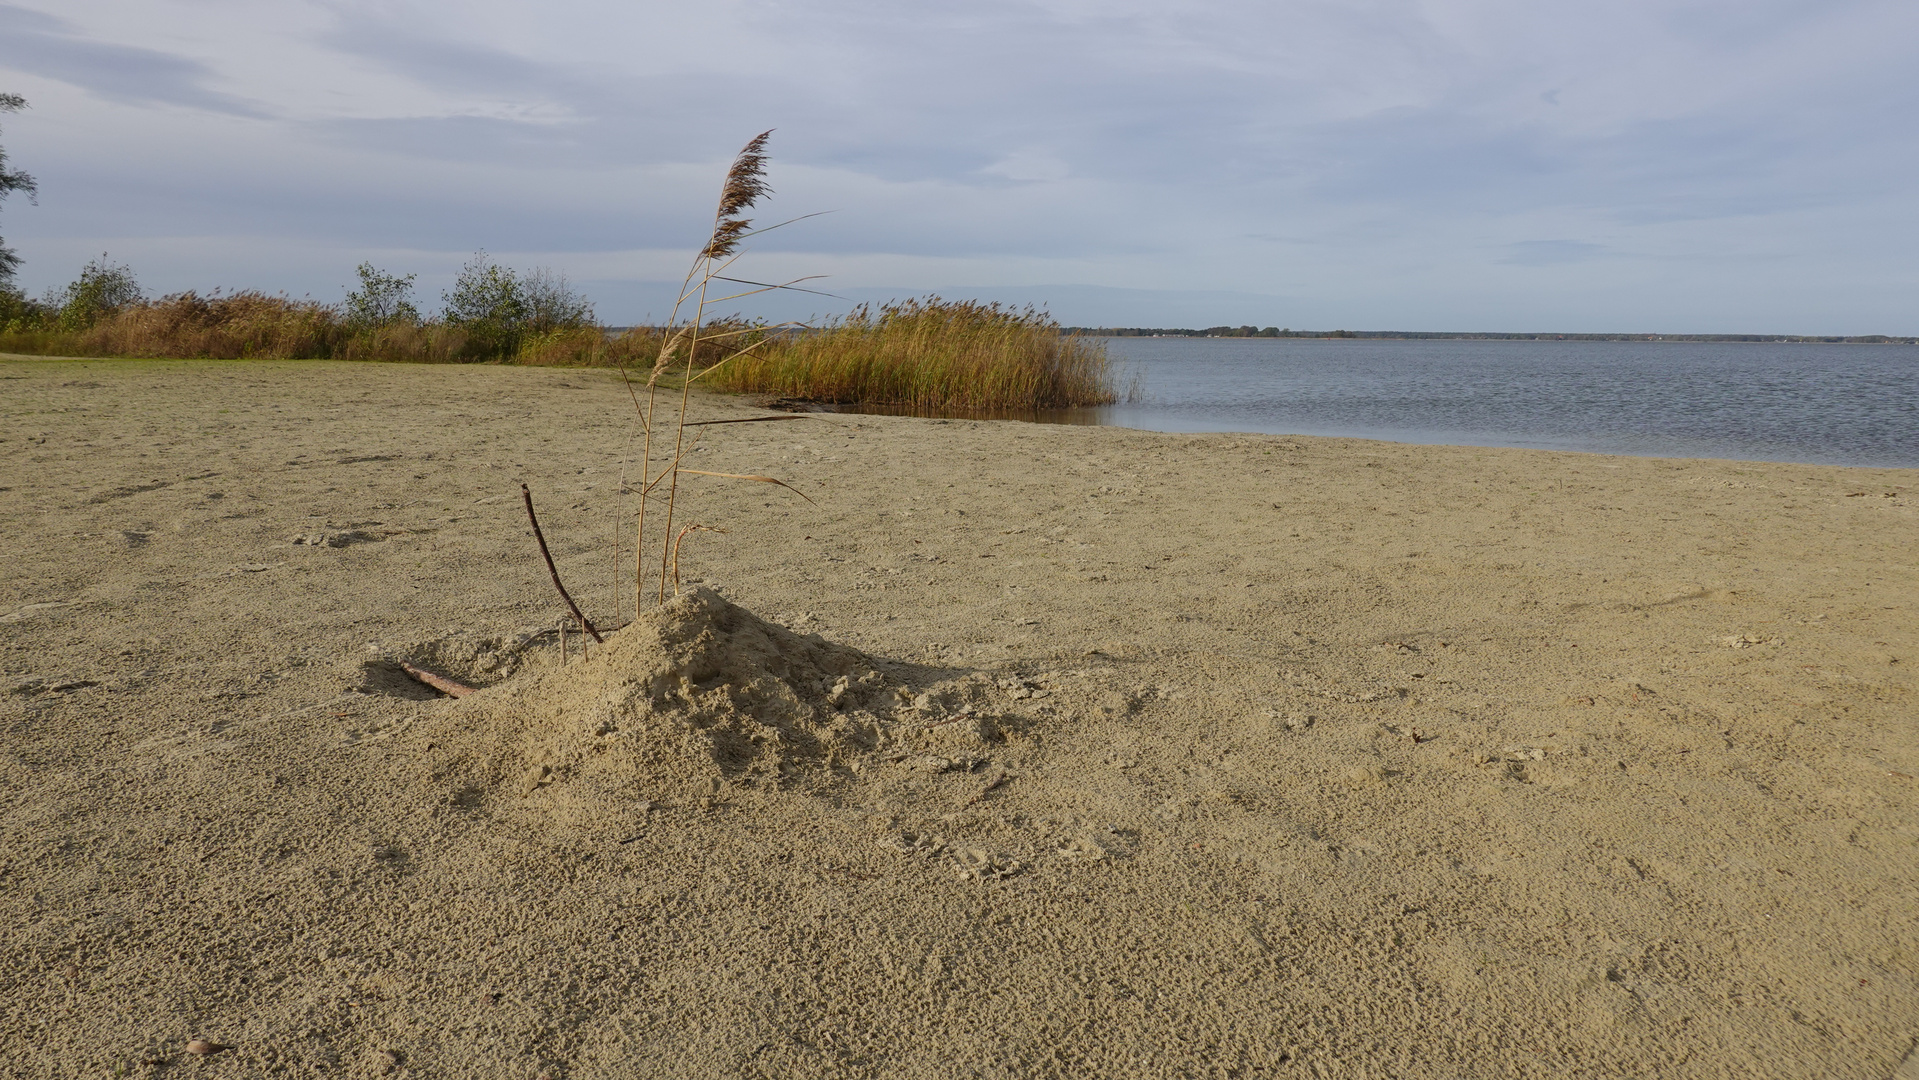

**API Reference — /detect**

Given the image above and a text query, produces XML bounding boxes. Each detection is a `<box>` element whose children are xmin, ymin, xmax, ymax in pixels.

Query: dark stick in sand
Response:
<box><xmin>398</xmin><ymin>661</ymin><xmax>476</xmax><ymax>698</ymax></box>
<box><xmin>521</xmin><ymin>483</ymin><xmax>604</xmax><ymax>643</ymax></box>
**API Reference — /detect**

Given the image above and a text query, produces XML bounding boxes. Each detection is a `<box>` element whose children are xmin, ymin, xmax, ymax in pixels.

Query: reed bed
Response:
<box><xmin>2</xmin><ymin>292</ymin><xmax>405</xmax><ymax>361</ymax></box>
<box><xmin>70</xmin><ymin>291</ymin><xmax>343</xmax><ymax>360</ymax></box>
<box><xmin>513</xmin><ymin>321</ymin><xmax>757</xmax><ymax>369</ymax></box>
<box><xmin>703</xmin><ymin>297</ymin><xmax>1120</xmax><ymax>410</ymax></box>
<box><xmin>0</xmin><ymin>274</ymin><xmax>1123</xmax><ymax>414</ymax></box>
<box><xmin>0</xmin><ymin>292</ymin><xmax>778</xmax><ymax>371</ymax></box>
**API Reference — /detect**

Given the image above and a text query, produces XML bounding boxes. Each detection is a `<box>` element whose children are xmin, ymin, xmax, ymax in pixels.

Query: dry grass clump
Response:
<box><xmin>76</xmin><ymin>291</ymin><xmax>343</xmax><ymax>359</ymax></box>
<box><xmin>0</xmin><ymin>255</ymin><xmax>611</xmax><ymax>364</ymax></box>
<box><xmin>703</xmin><ymin>297</ymin><xmax>1120</xmax><ymax>411</ymax></box>
<box><xmin>0</xmin><ymin>294</ymin><xmax>770</xmax><ymax>371</ymax></box>
<box><xmin>512</xmin><ymin>326</ymin><xmax>627</xmax><ymax>367</ymax></box>
<box><xmin>336</xmin><ymin>320</ymin><xmax>469</xmax><ymax>364</ymax></box>
<box><xmin>4</xmin><ymin>291</ymin><xmax>480</xmax><ymax>362</ymax></box>
<box><xmin>0</xmin><ymin>292</ymin><xmax>345</xmax><ymax>360</ymax></box>
<box><xmin>513</xmin><ymin>321</ymin><xmax>764</xmax><ymax>369</ymax></box>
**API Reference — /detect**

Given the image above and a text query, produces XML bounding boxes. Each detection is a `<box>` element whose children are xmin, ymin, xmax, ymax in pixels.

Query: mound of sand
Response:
<box><xmin>412</xmin><ymin>587</ymin><xmax>1012</xmax><ymax>815</ymax></box>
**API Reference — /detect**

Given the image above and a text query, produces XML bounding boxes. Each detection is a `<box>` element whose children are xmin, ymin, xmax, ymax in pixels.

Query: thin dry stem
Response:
<box><xmin>675</xmin><ymin>469</ymin><xmax>816</xmax><ymax>504</ymax></box>
<box><xmin>656</xmin><ymin>276</ymin><xmax>706</xmax><ymax>604</ymax></box>
<box><xmin>685</xmin><ymin>336</ymin><xmax>774</xmax><ymax>383</ymax></box>
<box><xmin>632</xmin><ymin>128</ymin><xmax>823</xmax><ymax>607</ymax></box>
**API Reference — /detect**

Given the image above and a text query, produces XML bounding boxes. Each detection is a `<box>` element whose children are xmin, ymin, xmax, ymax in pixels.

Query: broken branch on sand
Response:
<box><xmin>397</xmin><ymin>661</ymin><xmax>476</xmax><ymax>698</ymax></box>
<box><xmin>521</xmin><ymin>482</ymin><xmax>604</xmax><ymax>643</ymax></box>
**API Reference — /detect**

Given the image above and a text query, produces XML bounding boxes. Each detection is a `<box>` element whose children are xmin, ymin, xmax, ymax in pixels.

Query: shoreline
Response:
<box><xmin>4</xmin><ymin>358</ymin><xmax>1915</xmax><ymax>1076</ymax></box>
<box><xmin>11</xmin><ymin>351</ymin><xmax>1914</xmax><ymax>471</ymax></box>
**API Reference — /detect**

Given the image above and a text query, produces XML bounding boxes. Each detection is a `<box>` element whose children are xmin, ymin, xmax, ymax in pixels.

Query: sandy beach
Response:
<box><xmin>2</xmin><ymin>357</ymin><xmax>1914</xmax><ymax>1078</ymax></box>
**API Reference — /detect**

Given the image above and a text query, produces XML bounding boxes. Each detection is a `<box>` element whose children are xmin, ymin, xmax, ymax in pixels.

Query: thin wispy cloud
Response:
<box><xmin>0</xmin><ymin>3</ymin><xmax>268</xmax><ymax>118</ymax></box>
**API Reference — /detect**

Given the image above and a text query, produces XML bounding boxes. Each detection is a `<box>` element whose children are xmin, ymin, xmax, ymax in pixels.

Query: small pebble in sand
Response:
<box><xmin>185</xmin><ymin>1039</ymin><xmax>226</xmax><ymax>1056</ymax></box>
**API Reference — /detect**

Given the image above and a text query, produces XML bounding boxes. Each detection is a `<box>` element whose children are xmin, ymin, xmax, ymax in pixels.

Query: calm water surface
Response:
<box><xmin>1074</xmin><ymin>338</ymin><xmax>1919</xmax><ymax>469</ymax></box>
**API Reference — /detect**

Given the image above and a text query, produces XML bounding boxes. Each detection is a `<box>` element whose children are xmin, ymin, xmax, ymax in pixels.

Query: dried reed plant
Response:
<box><xmin>0</xmin><ymin>285</ymin><xmax>677</xmax><ymax>366</ymax></box>
<box><xmin>622</xmin><ymin>131</ymin><xmax>823</xmax><ymax>614</ymax></box>
<box><xmin>51</xmin><ymin>291</ymin><xmax>344</xmax><ymax>359</ymax></box>
<box><xmin>1</xmin><ymin>292</ymin><xmax>470</xmax><ymax>363</ymax></box>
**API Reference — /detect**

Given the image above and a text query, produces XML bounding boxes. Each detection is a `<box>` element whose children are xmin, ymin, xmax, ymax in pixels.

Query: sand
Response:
<box><xmin>1</xmin><ymin>357</ymin><xmax>1915</xmax><ymax>1078</ymax></box>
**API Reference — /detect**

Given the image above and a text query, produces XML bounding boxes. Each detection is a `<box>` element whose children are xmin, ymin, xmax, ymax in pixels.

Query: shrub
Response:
<box><xmin>46</xmin><ymin>254</ymin><xmax>142</xmax><ymax>332</ymax></box>
<box><xmin>441</xmin><ymin>252</ymin><xmax>530</xmax><ymax>358</ymax></box>
<box><xmin>522</xmin><ymin>267</ymin><xmax>594</xmax><ymax>334</ymax></box>
<box><xmin>0</xmin><ymin>284</ymin><xmax>46</xmax><ymax>333</ymax></box>
<box><xmin>343</xmin><ymin>263</ymin><xmax>420</xmax><ymax>330</ymax></box>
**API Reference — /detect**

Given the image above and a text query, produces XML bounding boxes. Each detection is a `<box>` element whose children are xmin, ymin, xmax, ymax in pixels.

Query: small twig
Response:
<box><xmin>398</xmin><ymin>661</ymin><xmax>476</xmax><ymax>698</ymax></box>
<box><xmin>521</xmin><ymin>483</ymin><xmax>603</xmax><ymax>643</ymax></box>
<box><xmin>559</xmin><ymin>620</ymin><xmax>567</xmax><ymax>665</ymax></box>
<box><xmin>680</xmin><ymin>414</ymin><xmax>815</xmax><ymax>427</ymax></box>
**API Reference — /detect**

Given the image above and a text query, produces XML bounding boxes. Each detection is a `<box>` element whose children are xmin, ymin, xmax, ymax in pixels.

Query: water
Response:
<box><xmin>1076</xmin><ymin>338</ymin><xmax>1919</xmax><ymax>469</ymax></box>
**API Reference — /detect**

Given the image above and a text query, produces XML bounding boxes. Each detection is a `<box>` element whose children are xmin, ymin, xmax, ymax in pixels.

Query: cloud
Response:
<box><xmin>2</xmin><ymin>0</ymin><xmax>1916</xmax><ymax>331</ymax></box>
<box><xmin>315</xmin><ymin>15</ymin><xmax>584</xmax><ymax>102</ymax></box>
<box><xmin>0</xmin><ymin>4</ymin><xmax>267</xmax><ymax>117</ymax></box>
<box><xmin>1502</xmin><ymin>240</ymin><xmax>1605</xmax><ymax>266</ymax></box>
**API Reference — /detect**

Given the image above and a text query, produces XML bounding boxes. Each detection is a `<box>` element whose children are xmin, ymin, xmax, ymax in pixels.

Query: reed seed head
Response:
<box><xmin>701</xmin><ymin>130</ymin><xmax>774</xmax><ymax>261</ymax></box>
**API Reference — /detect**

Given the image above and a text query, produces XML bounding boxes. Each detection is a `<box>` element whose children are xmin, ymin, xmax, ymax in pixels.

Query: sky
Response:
<box><xmin>0</xmin><ymin>0</ymin><xmax>1914</xmax><ymax>332</ymax></box>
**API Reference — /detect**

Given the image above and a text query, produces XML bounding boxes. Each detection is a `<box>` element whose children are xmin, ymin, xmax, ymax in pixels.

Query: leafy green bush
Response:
<box><xmin>440</xmin><ymin>253</ymin><xmax>595</xmax><ymax>359</ymax></box>
<box><xmin>0</xmin><ymin>284</ymin><xmax>47</xmax><ymax>333</ymax></box>
<box><xmin>48</xmin><ymin>254</ymin><xmax>142</xmax><ymax>331</ymax></box>
<box><xmin>440</xmin><ymin>252</ymin><xmax>529</xmax><ymax>358</ymax></box>
<box><xmin>343</xmin><ymin>263</ymin><xmax>420</xmax><ymax>330</ymax></box>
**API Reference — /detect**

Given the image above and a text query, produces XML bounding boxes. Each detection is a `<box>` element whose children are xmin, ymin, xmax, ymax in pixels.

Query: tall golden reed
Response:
<box><xmin>703</xmin><ymin>296</ymin><xmax>1119</xmax><ymax>411</ymax></box>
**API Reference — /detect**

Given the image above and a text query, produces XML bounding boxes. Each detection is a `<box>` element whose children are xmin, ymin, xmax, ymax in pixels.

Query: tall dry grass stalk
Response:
<box><xmin>704</xmin><ymin>297</ymin><xmax>1120</xmax><ymax>411</ymax></box>
<box><xmin>623</xmin><ymin>131</ymin><xmax>820</xmax><ymax>615</ymax></box>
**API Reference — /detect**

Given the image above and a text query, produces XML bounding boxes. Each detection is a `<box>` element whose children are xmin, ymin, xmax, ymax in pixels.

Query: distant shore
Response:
<box><xmin>1067</xmin><ymin>327</ymin><xmax>1919</xmax><ymax>343</ymax></box>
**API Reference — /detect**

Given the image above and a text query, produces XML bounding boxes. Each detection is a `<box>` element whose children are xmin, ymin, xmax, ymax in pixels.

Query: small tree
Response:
<box><xmin>0</xmin><ymin>94</ymin><xmax>39</xmax><ymax>289</ymax></box>
<box><xmin>442</xmin><ymin>251</ymin><xmax>528</xmax><ymax>357</ymax></box>
<box><xmin>343</xmin><ymin>262</ymin><xmax>420</xmax><ymax>329</ymax></box>
<box><xmin>522</xmin><ymin>266</ymin><xmax>594</xmax><ymax>334</ymax></box>
<box><xmin>47</xmin><ymin>254</ymin><xmax>141</xmax><ymax>331</ymax></box>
